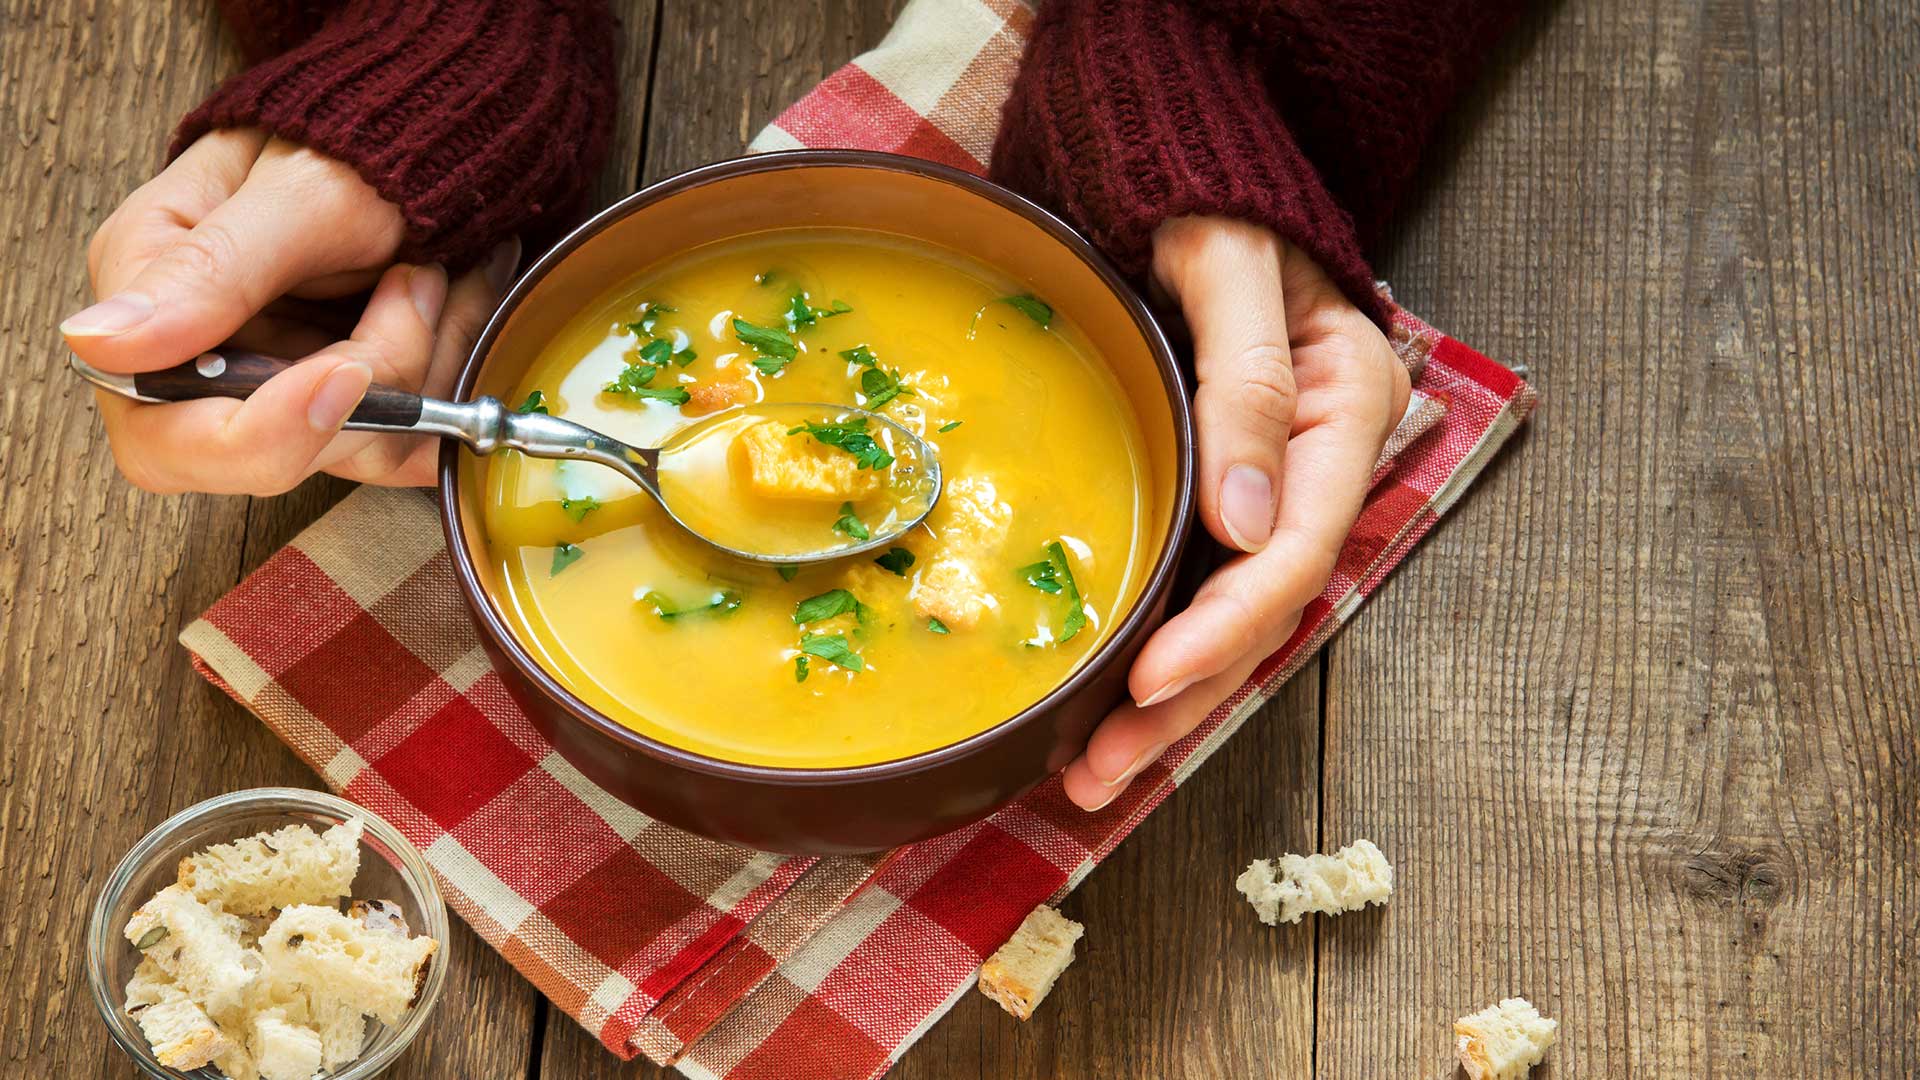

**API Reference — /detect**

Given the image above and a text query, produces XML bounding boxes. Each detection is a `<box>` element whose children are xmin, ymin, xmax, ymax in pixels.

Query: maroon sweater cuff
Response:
<box><xmin>991</xmin><ymin>0</ymin><xmax>1530</xmax><ymax>329</ymax></box>
<box><xmin>174</xmin><ymin>0</ymin><xmax>617</xmax><ymax>270</ymax></box>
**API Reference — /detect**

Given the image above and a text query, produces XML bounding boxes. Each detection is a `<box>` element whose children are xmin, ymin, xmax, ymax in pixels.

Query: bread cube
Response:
<box><xmin>347</xmin><ymin>898</ymin><xmax>411</xmax><ymax>940</ymax></box>
<box><xmin>1455</xmin><ymin>997</ymin><xmax>1559</xmax><ymax>1080</ymax></box>
<box><xmin>934</xmin><ymin>475</ymin><xmax>1013</xmax><ymax>551</ymax></box>
<box><xmin>259</xmin><ymin>905</ymin><xmax>437</xmax><ymax>1026</ymax></box>
<box><xmin>734</xmin><ymin>419</ymin><xmax>884</xmax><ymax>500</ymax></box>
<box><xmin>124</xmin><ymin>960</ymin><xmax>236</xmax><ymax>1071</ymax></box>
<box><xmin>125</xmin><ymin>884</ymin><xmax>261</xmax><ymax>1015</ymax></box>
<box><xmin>178</xmin><ymin>819</ymin><xmax>362</xmax><ymax>916</ymax></box>
<box><xmin>307</xmin><ymin>990</ymin><xmax>369</xmax><ymax>1069</ymax></box>
<box><xmin>1236</xmin><ymin>838</ymin><xmax>1393</xmax><ymax>925</ymax></box>
<box><xmin>978</xmin><ymin>905</ymin><xmax>1084</xmax><ymax>1020</ymax></box>
<box><xmin>249</xmin><ymin>1009</ymin><xmax>323</xmax><ymax>1080</ymax></box>
<box><xmin>910</xmin><ymin>556</ymin><xmax>997</xmax><ymax>631</ymax></box>
<box><xmin>213</xmin><ymin>1040</ymin><xmax>262</xmax><ymax>1080</ymax></box>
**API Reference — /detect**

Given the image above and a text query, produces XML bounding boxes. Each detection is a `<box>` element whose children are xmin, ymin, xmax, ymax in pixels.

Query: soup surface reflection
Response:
<box><xmin>483</xmin><ymin>228</ymin><xmax>1151</xmax><ymax>767</ymax></box>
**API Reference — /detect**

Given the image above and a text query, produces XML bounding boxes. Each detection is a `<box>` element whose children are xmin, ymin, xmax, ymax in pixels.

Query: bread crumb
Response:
<box><xmin>1236</xmin><ymin>838</ymin><xmax>1393</xmax><ymax>925</ymax></box>
<box><xmin>978</xmin><ymin>906</ymin><xmax>1084</xmax><ymax>1020</ymax></box>
<box><xmin>910</xmin><ymin>556</ymin><xmax>996</xmax><ymax>630</ymax></box>
<box><xmin>259</xmin><ymin>904</ymin><xmax>438</xmax><ymax>1026</ymax></box>
<box><xmin>1454</xmin><ymin>997</ymin><xmax>1559</xmax><ymax>1080</ymax></box>
<box><xmin>734</xmin><ymin>419</ymin><xmax>884</xmax><ymax>500</ymax></box>
<box><xmin>685</xmin><ymin>377</ymin><xmax>756</xmax><ymax>415</ymax></box>
<box><xmin>178</xmin><ymin>819</ymin><xmax>362</xmax><ymax>915</ymax></box>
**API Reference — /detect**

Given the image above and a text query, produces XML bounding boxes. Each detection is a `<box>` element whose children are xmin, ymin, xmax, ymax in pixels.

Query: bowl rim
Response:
<box><xmin>85</xmin><ymin>787</ymin><xmax>451</xmax><ymax>1079</ymax></box>
<box><xmin>437</xmin><ymin>148</ymin><xmax>1195</xmax><ymax>786</ymax></box>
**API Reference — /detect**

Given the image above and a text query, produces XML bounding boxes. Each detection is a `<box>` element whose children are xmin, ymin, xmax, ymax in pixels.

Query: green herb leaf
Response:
<box><xmin>793</xmin><ymin>588</ymin><xmax>861</xmax><ymax>624</ymax></box>
<box><xmin>841</xmin><ymin>344</ymin><xmax>878</xmax><ymax>368</ymax></box>
<box><xmin>640</xmin><ymin>339</ymin><xmax>673</xmax><ymax>365</ymax></box>
<box><xmin>859</xmin><ymin>365</ymin><xmax>914</xmax><ymax>410</ymax></box>
<box><xmin>515</xmin><ymin>390</ymin><xmax>549</xmax><ymax>415</ymax></box>
<box><xmin>734</xmin><ymin>317</ymin><xmax>796</xmax><ymax>375</ymax></box>
<box><xmin>551</xmin><ymin>543</ymin><xmax>583</xmax><ymax>575</ymax></box>
<box><xmin>794</xmin><ymin>655</ymin><xmax>810</xmax><ymax>681</ymax></box>
<box><xmin>135</xmin><ymin>926</ymin><xmax>168</xmax><ymax>950</ymax></box>
<box><xmin>776</xmin><ymin>563</ymin><xmax>799</xmax><ymax>582</ymax></box>
<box><xmin>673</xmin><ymin>345</ymin><xmax>698</xmax><ymax>366</ymax></box>
<box><xmin>787</xmin><ymin>291</ymin><xmax>852</xmax><ymax>331</ymax></box>
<box><xmin>641</xmin><ymin>588</ymin><xmax>743</xmax><ymax>620</ymax></box>
<box><xmin>997</xmin><ymin>293</ymin><xmax>1053</xmax><ymax>328</ymax></box>
<box><xmin>799</xmin><ymin>632</ymin><xmax>864</xmax><ymax>671</ymax></box>
<box><xmin>625</xmin><ymin>301</ymin><xmax>676</xmax><ymax>337</ymax></box>
<box><xmin>927</xmin><ymin>617</ymin><xmax>950</xmax><ymax>635</ymax></box>
<box><xmin>938</xmin><ymin>420</ymin><xmax>962</xmax><ymax>432</ymax></box>
<box><xmin>832</xmin><ymin>501</ymin><xmax>870</xmax><ymax>541</ymax></box>
<box><xmin>874</xmin><ymin>547</ymin><xmax>915</xmax><ymax>575</ymax></box>
<box><xmin>788</xmin><ymin>417</ymin><xmax>895</xmax><ymax>470</ymax></box>
<box><xmin>561</xmin><ymin>496</ymin><xmax>600</xmax><ymax>523</ymax></box>
<box><xmin>1020</xmin><ymin>540</ymin><xmax>1087</xmax><ymax>642</ymax></box>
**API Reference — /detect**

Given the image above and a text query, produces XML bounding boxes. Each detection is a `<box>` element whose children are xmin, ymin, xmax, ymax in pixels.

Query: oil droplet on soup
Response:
<box><xmin>483</xmin><ymin>228</ymin><xmax>1151</xmax><ymax>768</ymax></box>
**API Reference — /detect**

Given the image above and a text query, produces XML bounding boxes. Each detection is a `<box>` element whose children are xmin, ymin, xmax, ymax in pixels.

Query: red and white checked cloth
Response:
<box><xmin>180</xmin><ymin>1</ymin><xmax>1536</xmax><ymax>1075</ymax></box>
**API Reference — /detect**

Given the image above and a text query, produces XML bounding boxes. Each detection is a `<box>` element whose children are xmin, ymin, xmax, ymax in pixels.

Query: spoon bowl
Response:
<box><xmin>69</xmin><ymin>350</ymin><xmax>941</xmax><ymax>566</ymax></box>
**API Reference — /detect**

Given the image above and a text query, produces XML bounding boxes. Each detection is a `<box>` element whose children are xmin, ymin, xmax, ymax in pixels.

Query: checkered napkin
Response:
<box><xmin>180</xmin><ymin>1</ymin><xmax>1536</xmax><ymax>1075</ymax></box>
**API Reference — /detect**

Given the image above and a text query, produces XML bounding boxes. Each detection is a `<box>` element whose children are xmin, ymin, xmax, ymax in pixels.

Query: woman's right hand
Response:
<box><xmin>62</xmin><ymin>128</ymin><xmax>517</xmax><ymax>494</ymax></box>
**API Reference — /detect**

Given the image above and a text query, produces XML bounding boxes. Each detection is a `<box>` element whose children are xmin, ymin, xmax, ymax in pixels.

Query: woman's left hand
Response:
<box><xmin>1061</xmin><ymin>216</ymin><xmax>1411</xmax><ymax>811</ymax></box>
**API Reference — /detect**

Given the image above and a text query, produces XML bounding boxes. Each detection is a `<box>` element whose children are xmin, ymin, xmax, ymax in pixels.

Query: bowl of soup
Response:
<box><xmin>439</xmin><ymin>151</ymin><xmax>1194</xmax><ymax>853</ymax></box>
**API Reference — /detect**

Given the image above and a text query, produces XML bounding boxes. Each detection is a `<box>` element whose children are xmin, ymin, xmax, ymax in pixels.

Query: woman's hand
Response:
<box><xmin>1061</xmin><ymin>217</ymin><xmax>1412</xmax><ymax>811</ymax></box>
<box><xmin>62</xmin><ymin>128</ymin><xmax>516</xmax><ymax>494</ymax></box>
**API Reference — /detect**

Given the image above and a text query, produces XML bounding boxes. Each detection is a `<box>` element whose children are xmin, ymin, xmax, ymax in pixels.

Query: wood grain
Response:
<box><xmin>1325</xmin><ymin>2</ymin><xmax>1920</xmax><ymax>1077</ymax></box>
<box><xmin>0</xmin><ymin>3</ymin><xmax>655</xmax><ymax>1078</ymax></box>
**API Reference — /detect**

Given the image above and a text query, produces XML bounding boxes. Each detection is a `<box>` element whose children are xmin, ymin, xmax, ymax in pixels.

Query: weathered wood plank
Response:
<box><xmin>1321</xmin><ymin>2</ymin><xmax>1920</xmax><ymax>1077</ymax></box>
<box><xmin>0</xmin><ymin>1</ymin><xmax>656</xmax><ymax>1076</ymax></box>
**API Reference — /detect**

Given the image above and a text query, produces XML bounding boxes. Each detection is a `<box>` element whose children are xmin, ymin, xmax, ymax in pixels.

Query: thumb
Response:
<box><xmin>63</xmin><ymin>174</ymin><xmax>385</xmax><ymax>375</ymax></box>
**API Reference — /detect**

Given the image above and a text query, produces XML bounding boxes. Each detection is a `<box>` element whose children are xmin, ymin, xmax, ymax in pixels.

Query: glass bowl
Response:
<box><xmin>86</xmin><ymin>788</ymin><xmax>450</xmax><ymax>1079</ymax></box>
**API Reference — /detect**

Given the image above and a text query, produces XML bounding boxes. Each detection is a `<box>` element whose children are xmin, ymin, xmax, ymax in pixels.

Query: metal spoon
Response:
<box><xmin>69</xmin><ymin>349</ymin><xmax>942</xmax><ymax>566</ymax></box>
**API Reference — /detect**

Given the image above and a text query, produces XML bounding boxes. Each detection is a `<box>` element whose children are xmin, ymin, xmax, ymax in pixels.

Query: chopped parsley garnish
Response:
<box><xmin>640</xmin><ymin>588</ymin><xmax>743</xmax><ymax>620</ymax></box>
<box><xmin>788</xmin><ymin>417</ymin><xmax>894</xmax><ymax>470</ymax></box>
<box><xmin>776</xmin><ymin>563</ymin><xmax>799</xmax><ymax>582</ymax></box>
<box><xmin>785</xmin><ymin>291</ymin><xmax>851</xmax><ymax>331</ymax></box>
<box><xmin>938</xmin><ymin>420</ymin><xmax>962</xmax><ymax>432</ymax></box>
<box><xmin>873</xmin><ymin>547</ymin><xmax>915</xmax><ymax>575</ymax></box>
<box><xmin>792</xmin><ymin>588</ymin><xmax>860</xmax><ymax>624</ymax></box>
<box><xmin>733</xmin><ymin>317</ymin><xmax>797</xmax><ymax>375</ymax></box>
<box><xmin>673</xmin><ymin>344</ymin><xmax>698</xmax><ymax>366</ymax></box>
<box><xmin>831</xmin><ymin>501</ymin><xmax>870</xmax><ymax>541</ymax></box>
<box><xmin>605</xmin><ymin>341</ymin><xmax>689</xmax><ymax>404</ymax></box>
<box><xmin>624</xmin><ymin>301</ymin><xmax>676</xmax><ymax>337</ymax></box>
<box><xmin>840</xmin><ymin>344</ymin><xmax>878</xmax><ymax>368</ymax></box>
<box><xmin>551</xmin><ymin>543</ymin><xmax>583</xmax><ymax>575</ymax></box>
<box><xmin>515</xmin><ymin>390</ymin><xmax>549</xmax><ymax>414</ymax></box>
<box><xmin>859</xmin><ymin>366</ymin><xmax>914</xmax><ymax>410</ymax></box>
<box><xmin>794</xmin><ymin>655</ymin><xmax>809</xmax><ymax>681</ymax></box>
<box><xmin>997</xmin><ymin>293</ymin><xmax>1053</xmax><ymax>328</ymax></box>
<box><xmin>1017</xmin><ymin>540</ymin><xmax>1088</xmax><ymax>642</ymax></box>
<box><xmin>927</xmin><ymin>617</ymin><xmax>950</xmax><ymax>635</ymax></box>
<box><xmin>798</xmin><ymin>632</ymin><xmax>863</xmax><ymax>671</ymax></box>
<box><xmin>560</xmin><ymin>495</ymin><xmax>600</xmax><ymax>523</ymax></box>
<box><xmin>619</xmin><ymin>385</ymin><xmax>690</xmax><ymax>405</ymax></box>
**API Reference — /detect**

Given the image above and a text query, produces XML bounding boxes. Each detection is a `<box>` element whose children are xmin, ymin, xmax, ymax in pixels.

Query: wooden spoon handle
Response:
<box><xmin>125</xmin><ymin>349</ymin><xmax>427</xmax><ymax>430</ymax></box>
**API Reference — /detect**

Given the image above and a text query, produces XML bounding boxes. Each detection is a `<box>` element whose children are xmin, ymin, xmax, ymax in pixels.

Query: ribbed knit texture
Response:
<box><xmin>989</xmin><ymin>0</ymin><xmax>1527</xmax><ymax>327</ymax></box>
<box><xmin>174</xmin><ymin>0</ymin><xmax>617</xmax><ymax>270</ymax></box>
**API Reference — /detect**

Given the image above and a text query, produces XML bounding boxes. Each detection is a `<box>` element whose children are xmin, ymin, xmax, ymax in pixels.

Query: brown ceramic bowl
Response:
<box><xmin>438</xmin><ymin>151</ymin><xmax>1194</xmax><ymax>854</ymax></box>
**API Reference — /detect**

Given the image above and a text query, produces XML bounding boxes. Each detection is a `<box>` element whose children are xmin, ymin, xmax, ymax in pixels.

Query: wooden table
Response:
<box><xmin>4</xmin><ymin>2</ymin><xmax>1916</xmax><ymax>1076</ymax></box>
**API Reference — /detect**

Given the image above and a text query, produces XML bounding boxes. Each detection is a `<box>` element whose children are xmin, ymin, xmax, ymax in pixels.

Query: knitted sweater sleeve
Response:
<box><xmin>989</xmin><ymin>0</ymin><xmax>1528</xmax><ymax>326</ymax></box>
<box><xmin>174</xmin><ymin>0</ymin><xmax>619</xmax><ymax>270</ymax></box>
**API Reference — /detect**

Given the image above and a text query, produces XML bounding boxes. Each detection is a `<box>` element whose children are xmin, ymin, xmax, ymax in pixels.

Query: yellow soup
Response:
<box><xmin>482</xmin><ymin>228</ymin><xmax>1151</xmax><ymax>767</ymax></box>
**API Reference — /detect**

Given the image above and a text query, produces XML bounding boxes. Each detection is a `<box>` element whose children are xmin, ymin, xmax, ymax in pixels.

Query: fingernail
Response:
<box><xmin>308</xmin><ymin>360</ymin><xmax>372</xmax><ymax>432</ymax></box>
<box><xmin>1220</xmin><ymin>464</ymin><xmax>1275</xmax><ymax>552</ymax></box>
<box><xmin>484</xmin><ymin>237</ymin><xmax>521</xmax><ymax>294</ymax></box>
<box><xmin>1136</xmin><ymin>674</ymin><xmax>1196</xmax><ymax>709</ymax></box>
<box><xmin>61</xmin><ymin>292</ymin><xmax>155</xmax><ymax>337</ymax></box>
<box><xmin>409</xmin><ymin>264</ymin><xmax>448</xmax><ymax>324</ymax></box>
<box><xmin>1099</xmin><ymin>741</ymin><xmax>1168</xmax><ymax>788</ymax></box>
<box><xmin>1081</xmin><ymin>785</ymin><xmax>1121</xmax><ymax>813</ymax></box>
